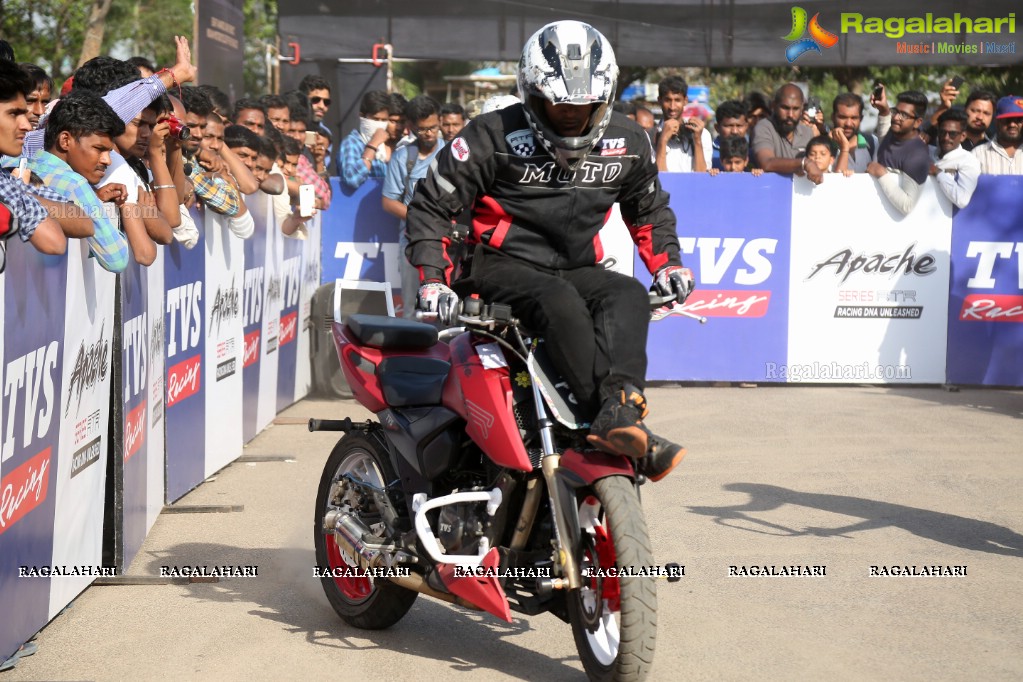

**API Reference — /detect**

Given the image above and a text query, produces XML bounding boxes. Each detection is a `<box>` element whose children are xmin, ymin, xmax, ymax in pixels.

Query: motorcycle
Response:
<box><xmin>311</xmin><ymin>292</ymin><xmax>684</xmax><ymax>681</ymax></box>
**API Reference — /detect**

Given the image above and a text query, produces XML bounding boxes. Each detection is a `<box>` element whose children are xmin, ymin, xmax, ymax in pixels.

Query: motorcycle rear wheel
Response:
<box><xmin>568</xmin><ymin>475</ymin><xmax>657</xmax><ymax>681</ymax></box>
<box><xmin>314</xmin><ymin>432</ymin><xmax>417</xmax><ymax>629</ymax></box>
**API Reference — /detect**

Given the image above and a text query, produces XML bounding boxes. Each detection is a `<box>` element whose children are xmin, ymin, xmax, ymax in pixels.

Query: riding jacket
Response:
<box><xmin>405</xmin><ymin>105</ymin><xmax>682</xmax><ymax>284</ymax></box>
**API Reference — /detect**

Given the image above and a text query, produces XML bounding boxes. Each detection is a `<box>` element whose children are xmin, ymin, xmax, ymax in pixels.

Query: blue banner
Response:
<box><xmin>642</xmin><ymin>173</ymin><xmax>792</xmax><ymax>381</ymax></box>
<box><xmin>242</xmin><ymin>198</ymin><xmax>269</xmax><ymax>442</ymax></box>
<box><xmin>164</xmin><ymin>209</ymin><xmax>206</xmax><ymax>502</ymax></box>
<box><xmin>0</xmin><ymin>239</ymin><xmax>66</xmax><ymax>661</ymax></box>
<box><xmin>120</xmin><ymin>259</ymin><xmax>150</xmax><ymax>566</ymax></box>
<box><xmin>946</xmin><ymin>176</ymin><xmax>1023</xmax><ymax>385</ymax></box>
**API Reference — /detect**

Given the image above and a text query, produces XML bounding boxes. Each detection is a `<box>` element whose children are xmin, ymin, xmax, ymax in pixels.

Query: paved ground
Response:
<box><xmin>5</xmin><ymin>386</ymin><xmax>1022</xmax><ymax>681</ymax></box>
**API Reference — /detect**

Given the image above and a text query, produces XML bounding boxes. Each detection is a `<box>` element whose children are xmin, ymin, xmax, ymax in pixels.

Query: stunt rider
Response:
<box><xmin>406</xmin><ymin>20</ymin><xmax>694</xmax><ymax>481</ymax></box>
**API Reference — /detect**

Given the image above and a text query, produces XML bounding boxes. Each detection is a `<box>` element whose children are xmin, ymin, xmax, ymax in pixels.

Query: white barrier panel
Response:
<box><xmin>50</xmin><ymin>240</ymin><xmax>116</xmax><ymax>616</ymax></box>
<box><xmin>145</xmin><ymin>251</ymin><xmax>165</xmax><ymax>534</ymax></box>
<box><xmin>787</xmin><ymin>176</ymin><xmax>952</xmax><ymax>384</ymax></box>
<box><xmin>203</xmin><ymin>212</ymin><xmax>245</xmax><ymax>478</ymax></box>
<box><xmin>294</xmin><ymin>216</ymin><xmax>320</xmax><ymax>403</ymax></box>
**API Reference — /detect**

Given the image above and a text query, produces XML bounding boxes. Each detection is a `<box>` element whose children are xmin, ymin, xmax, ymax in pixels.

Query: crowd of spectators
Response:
<box><xmin>638</xmin><ymin>73</ymin><xmax>1020</xmax><ymax>211</ymax></box>
<box><xmin>0</xmin><ymin>35</ymin><xmax>340</xmax><ymax>271</ymax></box>
<box><xmin>0</xmin><ymin>32</ymin><xmax>1017</xmax><ymax>272</ymax></box>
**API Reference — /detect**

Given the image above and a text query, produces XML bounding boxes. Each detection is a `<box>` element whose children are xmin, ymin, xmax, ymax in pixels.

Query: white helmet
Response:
<box><xmin>517</xmin><ymin>20</ymin><xmax>619</xmax><ymax>171</ymax></box>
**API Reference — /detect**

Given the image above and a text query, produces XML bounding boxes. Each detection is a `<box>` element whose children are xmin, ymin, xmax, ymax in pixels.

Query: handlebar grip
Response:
<box><xmin>648</xmin><ymin>291</ymin><xmax>678</xmax><ymax>307</ymax></box>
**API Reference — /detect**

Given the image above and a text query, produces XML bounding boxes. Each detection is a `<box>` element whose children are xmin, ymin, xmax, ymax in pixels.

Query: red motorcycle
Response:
<box><xmin>311</xmin><ymin>294</ymin><xmax>680</xmax><ymax>681</ymax></box>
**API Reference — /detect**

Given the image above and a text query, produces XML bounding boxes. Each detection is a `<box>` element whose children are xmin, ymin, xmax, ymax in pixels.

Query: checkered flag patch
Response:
<box><xmin>506</xmin><ymin>129</ymin><xmax>537</xmax><ymax>157</ymax></box>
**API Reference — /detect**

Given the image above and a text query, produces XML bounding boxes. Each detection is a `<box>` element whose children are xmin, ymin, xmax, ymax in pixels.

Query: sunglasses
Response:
<box><xmin>309</xmin><ymin>96</ymin><xmax>331</xmax><ymax>107</ymax></box>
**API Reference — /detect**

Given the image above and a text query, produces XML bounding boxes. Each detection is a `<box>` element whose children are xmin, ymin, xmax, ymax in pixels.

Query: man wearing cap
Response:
<box><xmin>972</xmin><ymin>96</ymin><xmax>1023</xmax><ymax>175</ymax></box>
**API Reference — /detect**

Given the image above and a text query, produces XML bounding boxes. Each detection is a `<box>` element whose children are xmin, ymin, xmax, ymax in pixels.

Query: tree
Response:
<box><xmin>77</xmin><ymin>0</ymin><xmax>115</xmax><ymax>67</ymax></box>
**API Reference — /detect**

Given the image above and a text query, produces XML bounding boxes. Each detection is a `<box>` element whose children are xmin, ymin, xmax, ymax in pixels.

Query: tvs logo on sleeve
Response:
<box><xmin>451</xmin><ymin>137</ymin><xmax>471</xmax><ymax>162</ymax></box>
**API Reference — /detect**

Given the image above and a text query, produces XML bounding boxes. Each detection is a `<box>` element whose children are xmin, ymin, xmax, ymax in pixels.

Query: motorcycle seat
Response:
<box><xmin>345</xmin><ymin>314</ymin><xmax>438</xmax><ymax>350</ymax></box>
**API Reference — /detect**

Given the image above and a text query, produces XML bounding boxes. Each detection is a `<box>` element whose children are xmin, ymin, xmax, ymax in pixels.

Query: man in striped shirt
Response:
<box><xmin>24</xmin><ymin>92</ymin><xmax>132</xmax><ymax>272</ymax></box>
<box><xmin>973</xmin><ymin>96</ymin><xmax>1023</xmax><ymax>176</ymax></box>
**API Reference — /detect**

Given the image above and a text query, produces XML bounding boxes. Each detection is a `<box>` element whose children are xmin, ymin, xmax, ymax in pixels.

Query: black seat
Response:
<box><xmin>345</xmin><ymin>314</ymin><xmax>438</xmax><ymax>350</ymax></box>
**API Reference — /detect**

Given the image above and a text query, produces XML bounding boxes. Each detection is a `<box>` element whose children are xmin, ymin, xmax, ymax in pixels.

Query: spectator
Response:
<box><xmin>196</xmin><ymin>84</ymin><xmax>231</xmax><ymax>121</ymax></box>
<box><xmin>972</xmin><ymin>96</ymin><xmax>1023</xmax><ymax>175</ymax></box>
<box><xmin>260</xmin><ymin>94</ymin><xmax>291</xmax><ymax>133</ymax></box>
<box><xmin>283</xmin><ymin>118</ymin><xmax>331</xmax><ymax>210</ymax></box>
<box><xmin>337</xmin><ymin>90</ymin><xmax>391</xmax><ymax>191</ymax></box>
<box><xmin>805</xmin><ymin>135</ymin><xmax>852</xmax><ymax>175</ymax></box>
<box><xmin>752</xmin><ymin>83</ymin><xmax>821</xmax><ymax>183</ymax></box>
<box><xmin>158</xmin><ymin>93</ymin><xmax>200</xmax><ymax>249</ymax></box>
<box><xmin>960</xmin><ymin>91</ymin><xmax>998</xmax><ymax>151</ymax></box>
<box><xmin>708</xmin><ymin>136</ymin><xmax>763</xmax><ymax>176</ymax></box>
<box><xmin>28</xmin><ymin>92</ymin><xmax>130</xmax><ymax>272</ymax></box>
<box><xmin>868</xmin><ymin>89</ymin><xmax>932</xmax><ymax>214</ymax></box>
<box><xmin>382</xmin><ymin>95</ymin><xmax>446</xmax><ymax>317</ymax></box>
<box><xmin>133</xmin><ymin>95</ymin><xmax>187</xmax><ymax>234</ymax></box>
<box><xmin>127</xmin><ymin>56</ymin><xmax>155</xmax><ymax>78</ymax></box>
<box><xmin>312</xmin><ymin>126</ymin><xmax>331</xmax><ymax>181</ymax></box>
<box><xmin>439</xmin><ymin>102</ymin><xmax>466</xmax><ymax>142</ymax></box>
<box><xmin>224</xmin><ymin>124</ymin><xmax>261</xmax><ymax>174</ymax></box>
<box><xmin>830</xmin><ymin>92</ymin><xmax>876</xmax><ymax>172</ymax></box>
<box><xmin>283</xmin><ymin>90</ymin><xmax>312</xmax><ymax>143</ymax></box>
<box><xmin>299</xmin><ymin>74</ymin><xmax>333</xmax><ymax>166</ymax></box>
<box><xmin>18</xmin><ymin>63</ymin><xmax>52</xmax><ymax>130</ymax></box>
<box><xmin>711</xmin><ymin>100</ymin><xmax>749</xmax><ymax>170</ymax></box>
<box><xmin>70</xmin><ymin>56</ymin><xmax>139</xmax><ymax>95</ymax></box>
<box><xmin>388</xmin><ymin>93</ymin><xmax>410</xmax><ymax>151</ymax></box>
<box><xmin>744</xmin><ymin>91</ymin><xmax>771</xmax><ymax>129</ymax></box>
<box><xmin>259</xmin><ymin>131</ymin><xmax>293</xmax><ymax>230</ymax></box>
<box><xmin>635</xmin><ymin>105</ymin><xmax>656</xmax><ymax>146</ymax></box>
<box><xmin>612</xmin><ymin>100</ymin><xmax>636</xmax><ymax>118</ymax></box>
<box><xmin>232</xmin><ymin>98</ymin><xmax>266</xmax><ymax>136</ymax></box>
<box><xmin>929</xmin><ymin>109</ymin><xmax>981</xmax><ymax>208</ymax></box>
<box><xmin>655</xmin><ymin>75</ymin><xmax>711</xmax><ymax>172</ymax></box>
<box><xmin>0</xmin><ymin>59</ymin><xmax>66</xmax><ymax>258</ymax></box>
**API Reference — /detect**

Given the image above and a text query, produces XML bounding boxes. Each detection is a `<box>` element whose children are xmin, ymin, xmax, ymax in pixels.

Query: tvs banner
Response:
<box><xmin>242</xmin><ymin>194</ymin><xmax>271</xmax><ymax>442</ymax></box>
<box><xmin>0</xmin><ymin>239</ymin><xmax>66</xmax><ymax>663</ymax></box>
<box><xmin>788</xmin><ymin>176</ymin><xmax>952</xmax><ymax>384</ymax></box>
<box><xmin>203</xmin><ymin>211</ymin><xmax>245</xmax><ymax>478</ymax></box>
<box><xmin>51</xmin><ymin>240</ymin><xmax>116</xmax><ymax>615</ymax></box>
<box><xmin>946</xmin><ymin>176</ymin><xmax>1023</xmax><ymax>385</ymax></box>
<box><xmin>643</xmin><ymin>173</ymin><xmax>792</xmax><ymax>381</ymax></box>
<box><xmin>164</xmin><ymin>209</ymin><xmax>206</xmax><ymax>502</ymax></box>
<box><xmin>294</xmin><ymin>215</ymin><xmax>320</xmax><ymax>403</ymax></box>
<box><xmin>117</xmin><ymin>249</ymin><xmax>166</xmax><ymax>572</ymax></box>
<box><xmin>275</xmin><ymin>233</ymin><xmax>304</xmax><ymax>412</ymax></box>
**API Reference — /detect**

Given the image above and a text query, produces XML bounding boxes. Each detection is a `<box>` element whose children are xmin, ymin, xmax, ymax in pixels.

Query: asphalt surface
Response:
<box><xmin>4</xmin><ymin>386</ymin><xmax>1022</xmax><ymax>681</ymax></box>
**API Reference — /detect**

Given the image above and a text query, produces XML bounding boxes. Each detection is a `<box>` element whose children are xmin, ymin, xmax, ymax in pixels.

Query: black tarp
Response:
<box><xmin>278</xmin><ymin>0</ymin><xmax>1022</xmax><ymax>67</ymax></box>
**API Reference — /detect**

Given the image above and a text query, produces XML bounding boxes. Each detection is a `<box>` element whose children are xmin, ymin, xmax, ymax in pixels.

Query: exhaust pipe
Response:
<box><xmin>323</xmin><ymin>509</ymin><xmax>481</xmax><ymax>611</ymax></box>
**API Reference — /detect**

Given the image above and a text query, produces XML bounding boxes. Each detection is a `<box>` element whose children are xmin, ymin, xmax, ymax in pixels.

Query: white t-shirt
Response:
<box><xmin>98</xmin><ymin>151</ymin><xmax>143</xmax><ymax>203</ymax></box>
<box><xmin>661</xmin><ymin>126</ymin><xmax>713</xmax><ymax>172</ymax></box>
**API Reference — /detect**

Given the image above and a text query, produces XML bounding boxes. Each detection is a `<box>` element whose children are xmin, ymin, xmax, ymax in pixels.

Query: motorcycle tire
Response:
<box><xmin>567</xmin><ymin>475</ymin><xmax>657</xmax><ymax>682</ymax></box>
<box><xmin>314</xmin><ymin>432</ymin><xmax>417</xmax><ymax>629</ymax></box>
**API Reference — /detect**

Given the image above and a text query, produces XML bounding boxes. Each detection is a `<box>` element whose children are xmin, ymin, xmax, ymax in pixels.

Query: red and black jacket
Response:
<box><xmin>405</xmin><ymin>105</ymin><xmax>682</xmax><ymax>284</ymax></box>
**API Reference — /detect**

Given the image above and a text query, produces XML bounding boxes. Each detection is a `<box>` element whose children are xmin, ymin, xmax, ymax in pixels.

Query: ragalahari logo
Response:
<box><xmin>783</xmin><ymin>7</ymin><xmax>839</xmax><ymax>62</ymax></box>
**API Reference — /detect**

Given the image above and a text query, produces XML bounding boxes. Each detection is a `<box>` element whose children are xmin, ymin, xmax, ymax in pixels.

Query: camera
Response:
<box><xmin>165</xmin><ymin>115</ymin><xmax>191</xmax><ymax>141</ymax></box>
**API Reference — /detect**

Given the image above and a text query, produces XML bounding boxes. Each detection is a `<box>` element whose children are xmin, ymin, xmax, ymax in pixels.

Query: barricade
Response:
<box><xmin>319</xmin><ymin>174</ymin><xmax>1023</xmax><ymax>387</ymax></box>
<box><xmin>0</xmin><ymin>192</ymin><xmax>320</xmax><ymax>663</ymax></box>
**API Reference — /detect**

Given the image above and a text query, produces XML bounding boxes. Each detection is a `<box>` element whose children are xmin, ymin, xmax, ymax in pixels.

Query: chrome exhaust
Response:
<box><xmin>322</xmin><ymin>509</ymin><xmax>481</xmax><ymax>611</ymax></box>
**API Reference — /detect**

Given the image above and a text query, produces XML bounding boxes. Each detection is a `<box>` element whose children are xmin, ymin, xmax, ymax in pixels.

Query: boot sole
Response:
<box><xmin>646</xmin><ymin>447</ymin><xmax>687</xmax><ymax>482</ymax></box>
<box><xmin>586</xmin><ymin>426</ymin><xmax>649</xmax><ymax>459</ymax></box>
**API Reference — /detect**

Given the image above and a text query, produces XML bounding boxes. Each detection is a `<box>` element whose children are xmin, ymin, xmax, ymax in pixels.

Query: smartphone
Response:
<box><xmin>872</xmin><ymin>81</ymin><xmax>884</xmax><ymax>100</ymax></box>
<box><xmin>949</xmin><ymin>75</ymin><xmax>965</xmax><ymax>89</ymax></box>
<box><xmin>298</xmin><ymin>184</ymin><xmax>315</xmax><ymax>218</ymax></box>
<box><xmin>304</xmin><ymin>131</ymin><xmax>318</xmax><ymax>147</ymax></box>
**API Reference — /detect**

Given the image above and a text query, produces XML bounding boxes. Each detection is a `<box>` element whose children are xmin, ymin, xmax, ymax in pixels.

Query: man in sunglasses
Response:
<box><xmin>867</xmin><ymin>87</ymin><xmax>932</xmax><ymax>215</ymax></box>
<box><xmin>928</xmin><ymin>109</ymin><xmax>980</xmax><ymax>209</ymax></box>
<box><xmin>299</xmin><ymin>74</ymin><xmax>333</xmax><ymax>169</ymax></box>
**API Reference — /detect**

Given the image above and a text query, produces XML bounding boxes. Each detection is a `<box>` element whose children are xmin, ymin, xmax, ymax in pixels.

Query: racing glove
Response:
<box><xmin>654</xmin><ymin>265</ymin><xmax>695</xmax><ymax>304</ymax></box>
<box><xmin>417</xmin><ymin>280</ymin><xmax>460</xmax><ymax>325</ymax></box>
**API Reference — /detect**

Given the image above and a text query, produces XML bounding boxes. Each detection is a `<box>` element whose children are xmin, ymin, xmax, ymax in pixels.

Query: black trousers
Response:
<box><xmin>458</xmin><ymin>247</ymin><xmax>650</xmax><ymax>415</ymax></box>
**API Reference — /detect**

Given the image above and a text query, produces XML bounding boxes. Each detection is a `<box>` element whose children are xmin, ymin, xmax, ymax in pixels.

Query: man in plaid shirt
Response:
<box><xmin>20</xmin><ymin>92</ymin><xmax>132</xmax><ymax>272</ymax></box>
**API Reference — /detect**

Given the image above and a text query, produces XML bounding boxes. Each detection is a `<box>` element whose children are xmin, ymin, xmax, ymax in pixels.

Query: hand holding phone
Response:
<box><xmin>304</xmin><ymin>131</ymin><xmax>318</xmax><ymax>148</ymax></box>
<box><xmin>298</xmin><ymin>184</ymin><xmax>315</xmax><ymax>218</ymax></box>
<box><xmin>949</xmin><ymin>75</ymin><xmax>965</xmax><ymax>90</ymax></box>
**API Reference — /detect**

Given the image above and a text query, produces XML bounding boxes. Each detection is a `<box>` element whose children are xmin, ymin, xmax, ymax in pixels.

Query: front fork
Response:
<box><xmin>528</xmin><ymin>350</ymin><xmax>584</xmax><ymax>590</ymax></box>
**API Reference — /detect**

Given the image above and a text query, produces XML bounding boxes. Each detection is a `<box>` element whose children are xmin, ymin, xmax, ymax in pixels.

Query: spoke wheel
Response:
<box><xmin>568</xmin><ymin>476</ymin><xmax>657</xmax><ymax>681</ymax></box>
<box><xmin>313</xmin><ymin>432</ymin><xmax>417</xmax><ymax>629</ymax></box>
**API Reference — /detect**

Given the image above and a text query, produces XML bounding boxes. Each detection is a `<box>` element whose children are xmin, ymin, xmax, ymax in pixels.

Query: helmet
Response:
<box><xmin>518</xmin><ymin>21</ymin><xmax>618</xmax><ymax>171</ymax></box>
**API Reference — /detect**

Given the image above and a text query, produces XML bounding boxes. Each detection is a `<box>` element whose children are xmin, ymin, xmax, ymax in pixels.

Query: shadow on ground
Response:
<box><xmin>688</xmin><ymin>483</ymin><xmax>1023</xmax><ymax>557</ymax></box>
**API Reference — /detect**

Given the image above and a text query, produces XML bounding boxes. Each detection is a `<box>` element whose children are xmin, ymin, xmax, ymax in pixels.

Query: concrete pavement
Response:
<box><xmin>4</xmin><ymin>386</ymin><xmax>1022</xmax><ymax>681</ymax></box>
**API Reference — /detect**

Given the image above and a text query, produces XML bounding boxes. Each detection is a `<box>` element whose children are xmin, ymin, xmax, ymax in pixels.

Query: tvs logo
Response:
<box><xmin>243</xmin><ymin>330</ymin><xmax>260</xmax><ymax>367</ymax></box>
<box><xmin>279</xmin><ymin>311</ymin><xmax>297</xmax><ymax>346</ymax></box>
<box><xmin>783</xmin><ymin>7</ymin><xmax>838</xmax><ymax>62</ymax></box>
<box><xmin>506</xmin><ymin>129</ymin><xmax>536</xmax><ymax>157</ymax></box>
<box><xmin>600</xmin><ymin>137</ymin><xmax>627</xmax><ymax>157</ymax></box>
<box><xmin>167</xmin><ymin>355</ymin><xmax>201</xmax><ymax>407</ymax></box>
<box><xmin>0</xmin><ymin>448</ymin><xmax>51</xmax><ymax>535</ymax></box>
<box><xmin>66</xmin><ymin>323</ymin><xmax>110</xmax><ymax>417</ymax></box>
<box><xmin>959</xmin><ymin>241</ymin><xmax>1023</xmax><ymax>321</ymax></box>
<box><xmin>124</xmin><ymin>402</ymin><xmax>146</xmax><ymax>461</ymax></box>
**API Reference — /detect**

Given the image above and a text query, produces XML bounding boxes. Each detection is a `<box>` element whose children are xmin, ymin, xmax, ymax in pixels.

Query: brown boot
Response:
<box><xmin>586</xmin><ymin>386</ymin><xmax>649</xmax><ymax>459</ymax></box>
<box><xmin>638</xmin><ymin>433</ymin><xmax>686</xmax><ymax>482</ymax></box>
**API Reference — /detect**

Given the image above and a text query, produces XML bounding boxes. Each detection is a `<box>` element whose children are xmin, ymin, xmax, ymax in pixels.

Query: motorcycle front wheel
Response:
<box><xmin>313</xmin><ymin>432</ymin><xmax>417</xmax><ymax>629</ymax></box>
<box><xmin>567</xmin><ymin>475</ymin><xmax>658</xmax><ymax>682</ymax></box>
